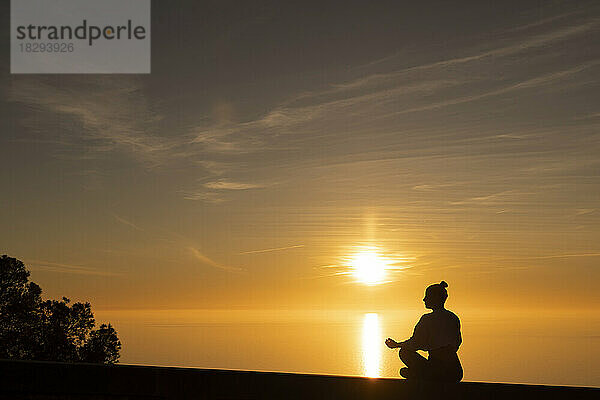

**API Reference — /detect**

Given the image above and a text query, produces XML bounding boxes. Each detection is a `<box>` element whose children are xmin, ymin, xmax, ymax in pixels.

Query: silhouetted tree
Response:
<box><xmin>81</xmin><ymin>323</ymin><xmax>121</xmax><ymax>363</ymax></box>
<box><xmin>0</xmin><ymin>255</ymin><xmax>42</xmax><ymax>360</ymax></box>
<box><xmin>0</xmin><ymin>255</ymin><xmax>121</xmax><ymax>363</ymax></box>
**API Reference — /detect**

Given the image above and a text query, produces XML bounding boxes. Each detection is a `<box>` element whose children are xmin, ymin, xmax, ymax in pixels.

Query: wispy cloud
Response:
<box><xmin>181</xmin><ymin>191</ymin><xmax>226</xmax><ymax>203</ymax></box>
<box><xmin>385</xmin><ymin>60</ymin><xmax>600</xmax><ymax>116</ymax></box>
<box><xmin>112</xmin><ymin>214</ymin><xmax>146</xmax><ymax>232</ymax></box>
<box><xmin>450</xmin><ymin>190</ymin><xmax>534</xmax><ymax>206</ymax></box>
<box><xmin>25</xmin><ymin>259</ymin><xmax>120</xmax><ymax>277</ymax></box>
<box><xmin>5</xmin><ymin>9</ymin><xmax>598</xmax><ymax>208</ymax></box>
<box><xmin>7</xmin><ymin>77</ymin><xmax>181</xmax><ymax>167</ymax></box>
<box><xmin>342</xmin><ymin>16</ymin><xmax>598</xmax><ymax>87</ymax></box>
<box><xmin>182</xmin><ymin>179</ymin><xmax>265</xmax><ymax>203</ymax></box>
<box><xmin>504</xmin><ymin>10</ymin><xmax>587</xmax><ymax>33</ymax></box>
<box><xmin>203</xmin><ymin>180</ymin><xmax>264</xmax><ymax>190</ymax></box>
<box><xmin>176</xmin><ymin>12</ymin><xmax>599</xmax><ymax>173</ymax></box>
<box><xmin>189</xmin><ymin>247</ymin><xmax>244</xmax><ymax>272</ymax></box>
<box><xmin>239</xmin><ymin>244</ymin><xmax>304</xmax><ymax>255</ymax></box>
<box><xmin>574</xmin><ymin>209</ymin><xmax>596</xmax><ymax>216</ymax></box>
<box><xmin>525</xmin><ymin>253</ymin><xmax>600</xmax><ymax>260</ymax></box>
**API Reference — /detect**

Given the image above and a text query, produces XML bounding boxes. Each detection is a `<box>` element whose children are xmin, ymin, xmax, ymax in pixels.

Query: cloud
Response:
<box><xmin>6</xmin><ymin>77</ymin><xmax>199</xmax><ymax>169</ymax></box>
<box><xmin>574</xmin><ymin>209</ymin><xmax>596</xmax><ymax>216</ymax></box>
<box><xmin>239</xmin><ymin>244</ymin><xmax>304</xmax><ymax>255</ymax></box>
<box><xmin>189</xmin><ymin>247</ymin><xmax>244</xmax><ymax>272</ymax></box>
<box><xmin>354</xmin><ymin>15</ymin><xmax>598</xmax><ymax>82</ymax></box>
<box><xmin>504</xmin><ymin>9</ymin><xmax>587</xmax><ymax>33</ymax></box>
<box><xmin>181</xmin><ymin>179</ymin><xmax>265</xmax><ymax>203</ymax></box>
<box><xmin>449</xmin><ymin>190</ymin><xmax>531</xmax><ymax>206</ymax></box>
<box><xmin>526</xmin><ymin>253</ymin><xmax>600</xmax><ymax>259</ymax></box>
<box><xmin>178</xmin><ymin>13</ymin><xmax>599</xmax><ymax>167</ymax></box>
<box><xmin>25</xmin><ymin>259</ymin><xmax>120</xmax><ymax>277</ymax></box>
<box><xmin>412</xmin><ymin>181</ymin><xmax>471</xmax><ymax>191</ymax></box>
<box><xmin>112</xmin><ymin>214</ymin><xmax>146</xmax><ymax>231</ymax></box>
<box><xmin>195</xmin><ymin>160</ymin><xmax>232</xmax><ymax>176</ymax></box>
<box><xmin>5</xmin><ymin>10</ymin><xmax>598</xmax><ymax>207</ymax></box>
<box><xmin>181</xmin><ymin>191</ymin><xmax>226</xmax><ymax>203</ymax></box>
<box><xmin>386</xmin><ymin>60</ymin><xmax>600</xmax><ymax>116</ymax></box>
<box><xmin>203</xmin><ymin>180</ymin><xmax>264</xmax><ymax>190</ymax></box>
<box><xmin>190</xmin><ymin>126</ymin><xmax>250</xmax><ymax>153</ymax></box>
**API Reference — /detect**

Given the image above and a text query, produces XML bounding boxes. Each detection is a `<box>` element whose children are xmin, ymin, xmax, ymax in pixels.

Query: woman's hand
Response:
<box><xmin>385</xmin><ymin>338</ymin><xmax>400</xmax><ymax>349</ymax></box>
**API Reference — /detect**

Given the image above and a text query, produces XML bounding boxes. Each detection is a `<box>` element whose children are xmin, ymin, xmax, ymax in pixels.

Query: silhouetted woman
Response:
<box><xmin>385</xmin><ymin>281</ymin><xmax>463</xmax><ymax>382</ymax></box>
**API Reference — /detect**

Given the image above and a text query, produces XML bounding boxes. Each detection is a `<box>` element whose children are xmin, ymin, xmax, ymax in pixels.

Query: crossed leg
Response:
<box><xmin>398</xmin><ymin>348</ymin><xmax>430</xmax><ymax>380</ymax></box>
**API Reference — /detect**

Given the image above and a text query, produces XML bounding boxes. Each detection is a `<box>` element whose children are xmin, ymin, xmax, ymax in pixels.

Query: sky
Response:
<box><xmin>1</xmin><ymin>0</ymin><xmax>599</xmax><ymax>312</ymax></box>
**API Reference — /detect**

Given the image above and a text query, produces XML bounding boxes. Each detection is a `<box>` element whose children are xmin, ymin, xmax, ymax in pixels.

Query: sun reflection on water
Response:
<box><xmin>361</xmin><ymin>313</ymin><xmax>382</xmax><ymax>378</ymax></box>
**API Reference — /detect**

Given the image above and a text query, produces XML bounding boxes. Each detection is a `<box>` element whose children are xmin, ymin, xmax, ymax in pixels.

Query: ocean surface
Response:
<box><xmin>94</xmin><ymin>309</ymin><xmax>599</xmax><ymax>387</ymax></box>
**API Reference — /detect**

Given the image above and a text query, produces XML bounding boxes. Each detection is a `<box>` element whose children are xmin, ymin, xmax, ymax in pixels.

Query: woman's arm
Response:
<box><xmin>401</xmin><ymin>316</ymin><xmax>427</xmax><ymax>351</ymax></box>
<box><xmin>385</xmin><ymin>316</ymin><xmax>427</xmax><ymax>350</ymax></box>
<box><xmin>385</xmin><ymin>337</ymin><xmax>415</xmax><ymax>349</ymax></box>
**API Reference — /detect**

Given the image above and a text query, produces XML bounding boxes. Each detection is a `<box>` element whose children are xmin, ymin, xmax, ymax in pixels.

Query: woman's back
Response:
<box><xmin>417</xmin><ymin>308</ymin><xmax>462</xmax><ymax>352</ymax></box>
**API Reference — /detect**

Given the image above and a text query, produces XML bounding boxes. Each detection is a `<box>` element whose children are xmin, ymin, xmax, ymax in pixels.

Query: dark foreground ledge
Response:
<box><xmin>1</xmin><ymin>359</ymin><xmax>597</xmax><ymax>400</ymax></box>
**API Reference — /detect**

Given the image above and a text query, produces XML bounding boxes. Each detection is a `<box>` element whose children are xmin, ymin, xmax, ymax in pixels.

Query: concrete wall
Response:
<box><xmin>0</xmin><ymin>359</ymin><xmax>597</xmax><ymax>400</ymax></box>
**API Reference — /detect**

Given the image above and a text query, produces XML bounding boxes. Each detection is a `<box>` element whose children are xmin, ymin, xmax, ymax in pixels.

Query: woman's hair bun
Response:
<box><xmin>439</xmin><ymin>281</ymin><xmax>448</xmax><ymax>288</ymax></box>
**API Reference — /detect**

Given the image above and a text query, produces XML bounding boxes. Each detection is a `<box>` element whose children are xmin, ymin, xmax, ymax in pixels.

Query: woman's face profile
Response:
<box><xmin>423</xmin><ymin>291</ymin><xmax>434</xmax><ymax>309</ymax></box>
<box><xmin>423</xmin><ymin>288</ymin><xmax>442</xmax><ymax>309</ymax></box>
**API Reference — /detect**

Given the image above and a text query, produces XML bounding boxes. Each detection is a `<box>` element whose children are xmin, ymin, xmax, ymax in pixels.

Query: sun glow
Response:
<box><xmin>349</xmin><ymin>248</ymin><xmax>388</xmax><ymax>285</ymax></box>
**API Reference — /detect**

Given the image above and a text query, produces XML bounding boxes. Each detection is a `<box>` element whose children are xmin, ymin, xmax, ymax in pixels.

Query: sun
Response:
<box><xmin>349</xmin><ymin>249</ymin><xmax>388</xmax><ymax>285</ymax></box>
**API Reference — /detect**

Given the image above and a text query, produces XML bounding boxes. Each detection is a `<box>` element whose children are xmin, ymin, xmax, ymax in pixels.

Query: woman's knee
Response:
<box><xmin>398</xmin><ymin>347</ymin><xmax>414</xmax><ymax>362</ymax></box>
